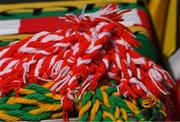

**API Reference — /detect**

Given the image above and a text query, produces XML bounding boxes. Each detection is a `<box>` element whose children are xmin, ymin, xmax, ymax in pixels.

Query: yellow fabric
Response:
<box><xmin>162</xmin><ymin>0</ymin><xmax>177</xmax><ymax>57</ymax></box>
<box><xmin>119</xmin><ymin>108</ymin><xmax>128</xmax><ymax>121</ymax></box>
<box><xmin>103</xmin><ymin>111</ymin><xmax>115</xmax><ymax>121</ymax></box>
<box><xmin>115</xmin><ymin>106</ymin><xmax>120</xmax><ymax>119</ymax></box>
<box><xmin>78</xmin><ymin>101</ymin><xmax>91</xmax><ymax>118</ymax></box>
<box><xmin>50</xmin><ymin>112</ymin><xmax>63</xmax><ymax>119</ymax></box>
<box><xmin>125</xmin><ymin>100</ymin><xmax>140</xmax><ymax>115</ymax></box>
<box><xmin>0</xmin><ymin>0</ymin><xmax>137</xmax><ymax>12</ymax></box>
<box><xmin>148</xmin><ymin>0</ymin><xmax>177</xmax><ymax>58</ymax></box>
<box><xmin>90</xmin><ymin>100</ymin><xmax>100</xmax><ymax>120</ymax></box>
<box><xmin>0</xmin><ymin>34</ymin><xmax>33</xmax><ymax>41</ymax></box>
<box><xmin>148</xmin><ymin>0</ymin><xmax>169</xmax><ymax>42</ymax></box>
<box><xmin>101</xmin><ymin>91</ymin><xmax>110</xmax><ymax>107</ymax></box>
<box><xmin>29</xmin><ymin>104</ymin><xmax>61</xmax><ymax>114</ymax></box>
<box><xmin>19</xmin><ymin>87</ymin><xmax>62</xmax><ymax>100</ymax></box>
<box><xmin>7</xmin><ymin>97</ymin><xmax>42</xmax><ymax>106</ymax></box>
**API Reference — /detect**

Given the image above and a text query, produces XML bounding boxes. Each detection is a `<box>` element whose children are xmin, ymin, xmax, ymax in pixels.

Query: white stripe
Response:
<box><xmin>107</xmin><ymin>72</ymin><xmax>116</xmax><ymax>78</ymax></box>
<box><xmin>55</xmin><ymin>66</ymin><xmax>70</xmax><ymax>81</ymax></box>
<box><xmin>95</xmin><ymin>22</ymin><xmax>108</xmax><ymax>32</ymax></box>
<box><xmin>54</xmin><ymin>43</ymin><xmax>70</xmax><ymax>47</ymax></box>
<box><xmin>86</xmin><ymin>45</ymin><xmax>102</xmax><ymax>53</ymax></box>
<box><xmin>22</xmin><ymin>60</ymin><xmax>36</xmax><ymax>83</ymax></box>
<box><xmin>132</xmin><ymin>57</ymin><xmax>145</xmax><ymax>65</ymax></box>
<box><xmin>98</xmin><ymin>32</ymin><xmax>111</xmax><ymax>39</ymax></box>
<box><xmin>115</xmin><ymin>53</ymin><xmax>121</xmax><ymax>69</ymax></box>
<box><xmin>50</xmin><ymin>75</ymin><xmax>70</xmax><ymax>91</ymax></box>
<box><xmin>6</xmin><ymin>60</ymin><xmax>19</xmax><ymax>69</ymax></box>
<box><xmin>148</xmin><ymin>69</ymin><xmax>168</xmax><ymax>95</ymax></box>
<box><xmin>34</xmin><ymin>58</ymin><xmax>45</xmax><ymax>77</ymax></box>
<box><xmin>8</xmin><ymin>41</ymin><xmax>19</xmax><ymax>46</ymax></box>
<box><xmin>168</xmin><ymin>48</ymin><xmax>180</xmax><ymax>80</ymax></box>
<box><xmin>0</xmin><ymin>48</ymin><xmax>10</xmax><ymax>58</ymax></box>
<box><xmin>68</xmin><ymin>75</ymin><xmax>77</xmax><ymax>85</ymax></box>
<box><xmin>102</xmin><ymin>58</ymin><xmax>109</xmax><ymax>69</ymax></box>
<box><xmin>41</xmin><ymin>34</ymin><xmax>63</xmax><ymax>43</ymax></box>
<box><xmin>0</xmin><ymin>58</ymin><xmax>11</xmax><ymax>67</ymax></box>
<box><xmin>31</xmin><ymin>31</ymin><xmax>49</xmax><ymax>41</ymax></box>
<box><xmin>0</xmin><ymin>60</ymin><xmax>19</xmax><ymax>76</ymax></box>
<box><xmin>49</xmin><ymin>55</ymin><xmax>58</xmax><ymax>68</ymax></box>
<box><xmin>120</xmin><ymin>9</ymin><xmax>142</xmax><ymax>26</ymax></box>
<box><xmin>73</xmin><ymin>43</ymin><xmax>79</xmax><ymax>55</ymax></box>
<box><xmin>0</xmin><ymin>19</ymin><xmax>20</xmax><ymax>35</ymax></box>
<box><xmin>77</xmin><ymin>57</ymin><xmax>91</xmax><ymax>66</ymax></box>
<box><xmin>137</xmin><ymin>68</ymin><xmax>141</xmax><ymax>79</ymax></box>
<box><xmin>0</xmin><ymin>69</ymin><xmax>12</xmax><ymax>75</ymax></box>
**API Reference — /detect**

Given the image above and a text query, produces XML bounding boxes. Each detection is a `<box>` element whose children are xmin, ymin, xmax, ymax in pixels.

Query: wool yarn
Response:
<box><xmin>0</xmin><ymin>81</ymin><xmax>168</xmax><ymax>121</ymax></box>
<box><xmin>0</xmin><ymin>4</ymin><xmax>175</xmax><ymax>121</ymax></box>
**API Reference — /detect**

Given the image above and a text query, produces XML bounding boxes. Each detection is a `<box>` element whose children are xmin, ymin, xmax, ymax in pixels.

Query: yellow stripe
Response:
<box><xmin>115</xmin><ymin>106</ymin><xmax>120</xmax><ymax>119</ymax></box>
<box><xmin>45</xmin><ymin>93</ymin><xmax>62</xmax><ymax>100</ymax></box>
<box><xmin>125</xmin><ymin>100</ymin><xmax>139</xmax><ymax>115</ymax></box>
<box><xmin>0</xmin><ymin>110</ymin><xmax>20</xmax><ymax>121</ymax></box>
<box><xmin>78</xmin><ymin>101</ymin><xmax>91</xmax><ymax>118</ymax></box>
<box><xmin>19</xmin><ymin>85</ymin><xmax>62</xmax><ymax>101</ymax></box>
<box><xmin>43</xmin><ymin>81</ymin><xmax>54</xmax><ymax>88</ymax></box>
<box><xmin>50</xmin><ymin>112</ymin><xmax>63</xmax><ymax>119</ymax></box>
<box><xmin>101</xmin><ymin>91</ymin><xmax>110</xmax><ymax>108</ymax></box>
<box><xmin>162</xmin><ymin>0</ymin><xmax>177</xmax><ymax>57</ymax></box>
<box><xmin>112</xmin><ymin>92</ymin><xmax>119</xmax><ymax>96</ymax></box>
<box><xmin>19</xmin><ymin>88</ymin><xmax>35</xmax><ymax>94</ymax></box>
<box><xmin>0</xmin><ymin>34</ymin><xmax>33</xmax><ymax>41</ymax></box>
<box><xmin>141</xmin><ymin>97</ymin><xmax>156</xmax><ymax>108</ymax></box>
<box><xmin>7</xmin><ymin>97</ymin><xmax>45</xmax><ymax>106</ymax></box>
<box><xmin>119</xmin><ymin>108</ymin><xmax>128</xmax><ymax>121</ymax></box>
<box><xmin>129</xmin><ymin>26</ymin><xmax>150</xmax><ymax>38</ymax></box>
<box><xmin>30</xmin><ymin>104</ymin><xmax>61</xmax><ymax>114</ymax></box>
<box><xmin>160</xmin><ymin>110</ymin><xmax>167</xmax><ymax>117</ymax></box>
<box><xmin>0</xmin><ymin>0</ymin><xmax>137</xmax><ymax>12</ymax></box>
<box><xmin>100</xmin><ymin>85</ymin><xmax>108</xmax><ymax>91</ymax></box>
<box><xmin>103</xmin><ymin>111</ymin><xmax>115</xmax><ymax>121</ymax></box>
<box><xmin>148</xmin><ymin>0</ymin><xmax>169</xmax><ymax>42</ymax></box>
<box><xmin>90</xmin><ymin>100</ymin><xmax>100</xmax><ymax>120</ymax></box>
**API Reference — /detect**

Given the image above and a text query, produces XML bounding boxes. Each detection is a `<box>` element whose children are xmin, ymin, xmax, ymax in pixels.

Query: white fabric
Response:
<box><xmin>168</xmin><ymin>48</ymin><xmax>180</xmax><ymax>80</ymax></box>
<box><xmin>0</xmin><ymin>19</ymin><xmax>20</xmax><ymax>35</ymax></box>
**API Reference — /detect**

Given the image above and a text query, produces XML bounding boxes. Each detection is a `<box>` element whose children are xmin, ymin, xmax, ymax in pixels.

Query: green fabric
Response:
<box><xmin>135</xmin><ymin>34</ymin><xmax>160</xmax><ymax>64</ymax></box>
<box><xmin>7</xmin><ymin>110</ymin><xmax>51</xmax><ymax>121</ymax></box>
<box><xmin>0</xmin><ymin>83</ymin><xmax>61</xmax><ymax>121</ymax></box>
<box><xmin>0</xmin><ymin>41</ymin><xmax>12</xmax><ymax>46</ymax></box>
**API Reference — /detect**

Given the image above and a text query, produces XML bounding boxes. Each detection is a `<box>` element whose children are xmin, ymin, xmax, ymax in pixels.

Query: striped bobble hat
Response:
<box><xmin>0</xmin><ymin>4</ymin><xmax>175</xmax><ymax>120</ymax></box>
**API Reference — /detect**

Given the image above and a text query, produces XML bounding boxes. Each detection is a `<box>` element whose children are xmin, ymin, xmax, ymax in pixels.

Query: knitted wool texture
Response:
<box><xmin>0</xmin><ymin>82</ymin><xmax>168</xmax><ymax>121</ymax></box>
<box><xmin>0</xmin><ymin>4</ymin><xmax>175</xmax><ymax>120</ymax></box>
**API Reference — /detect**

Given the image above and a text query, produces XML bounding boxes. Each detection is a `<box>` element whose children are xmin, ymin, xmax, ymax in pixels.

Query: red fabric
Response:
<box><xmin>20</xmin><ymin>17</ymin><xmax>73</xmax><ymax>34</ymax></box>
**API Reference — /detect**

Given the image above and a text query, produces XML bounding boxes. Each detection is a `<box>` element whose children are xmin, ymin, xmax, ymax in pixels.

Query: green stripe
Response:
<box><xmin>135</xmin><ymin>34</ymin><xmax>160</xmax><ymax>63</ymax></box>
<box><xmin>0</xmin><ymin>4</ymin><xmax>146</xmax><ymax>20</ymax></box>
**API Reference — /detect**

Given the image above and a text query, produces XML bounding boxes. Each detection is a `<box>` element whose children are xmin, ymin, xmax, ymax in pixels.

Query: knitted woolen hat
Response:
<box><xmin>0</xmin><ymin>4</ymin><xmax>175</xmax><ymax>121</ymax></box>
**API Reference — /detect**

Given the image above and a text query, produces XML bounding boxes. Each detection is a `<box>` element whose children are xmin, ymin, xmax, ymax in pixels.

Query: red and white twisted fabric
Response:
<box><xmin>0</xmin><ymin>4</ymin><xmax>175</xmax><ymax>111</ymax></box>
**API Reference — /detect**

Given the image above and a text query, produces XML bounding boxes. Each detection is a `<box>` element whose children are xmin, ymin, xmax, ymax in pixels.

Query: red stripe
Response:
<box><xmin>19</xmin><ymin>17</ymin><xmax>73</xmax><ymax>34</ymax></box>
